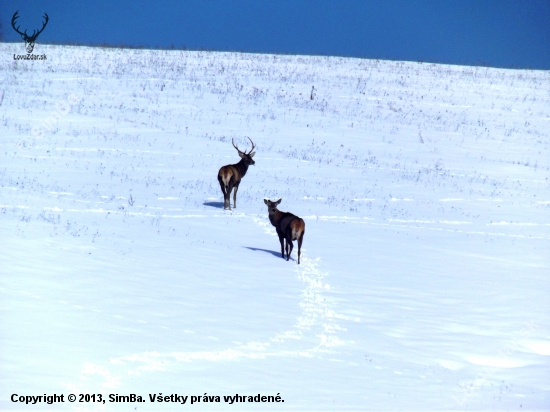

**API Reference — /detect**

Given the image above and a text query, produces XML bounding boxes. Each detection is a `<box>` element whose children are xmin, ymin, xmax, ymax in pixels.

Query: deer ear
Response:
<box><xmin>264</xmin><ymin>198</ymin><xmax>269</xmax><ymax>205</ymax></box>
<box><xmin>275</xmin><ymin>198</ymin><xmax>282</xmax><ymax>205</ymax></box>
<box><xmin>237</xmin><ymin>151</ymin><xmax>245</xmax><ymax>159</ymax></box>
<box><xmin>249</xmin><ymin>151</ymin><xmax>256</xmax><ymax>158</ymax></box>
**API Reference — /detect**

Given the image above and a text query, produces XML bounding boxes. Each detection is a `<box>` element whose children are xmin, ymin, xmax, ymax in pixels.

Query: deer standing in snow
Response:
<box><xmin>218</xmin><ymin>137</ymin><xmax>256</xmax><ymax>210</ymax></box>
<box><xmin>264</xmin><ymin>198</ymin><xmax>305</xmax><ymax>264</ymax></box>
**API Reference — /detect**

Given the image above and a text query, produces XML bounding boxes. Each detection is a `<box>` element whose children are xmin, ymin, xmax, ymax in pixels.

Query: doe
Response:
<box><xmin>264</xmin><ymin>198</ymin><xmax>305</xmax><ymax>264</ymax></box>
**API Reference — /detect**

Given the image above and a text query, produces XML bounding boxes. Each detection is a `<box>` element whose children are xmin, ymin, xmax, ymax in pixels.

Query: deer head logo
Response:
<box><xmin>11</xmin><ymin>11</ymin><xmax>49</xmax><ymax>54</ymax></box>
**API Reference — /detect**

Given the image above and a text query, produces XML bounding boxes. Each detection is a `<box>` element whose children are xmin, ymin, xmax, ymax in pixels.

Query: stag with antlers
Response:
<box><xmin>218</xmin><ymin>137</ymin><xmax>256</xmax><ymax>210</ymax></box>
<box><xmin>11</xmin><ymin>11</ymin><xmax>49</xmax><ymax>54</ymax></box>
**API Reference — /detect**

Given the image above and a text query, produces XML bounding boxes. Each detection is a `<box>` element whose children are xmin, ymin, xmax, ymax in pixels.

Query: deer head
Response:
<box><xmin>264</xmin><ymin>198</ymin><xmax>282</xmax><ymax>215</ymax></box>
<box><xmin>12</xmin><ymin>11</ymin><xmax>49</xmax><ymax>54</ymax></box>
<box><xmin>232</xmin><ymin>137</ymin><xmax>256</xmax><ymax>166</ymax></box>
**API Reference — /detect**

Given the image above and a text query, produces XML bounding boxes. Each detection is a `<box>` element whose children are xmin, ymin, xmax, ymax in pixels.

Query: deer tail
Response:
<box><xmin>290</xmin><ymin>218</ymin><xmax>305</xmax><ymax>241</ymax></box>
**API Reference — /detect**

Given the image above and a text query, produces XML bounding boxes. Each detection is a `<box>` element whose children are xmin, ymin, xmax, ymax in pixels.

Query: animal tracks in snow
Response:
<box><xmin>75</xmin><ymin>220</ymin><xmax>354</xmax><ymax>392</ymax></box>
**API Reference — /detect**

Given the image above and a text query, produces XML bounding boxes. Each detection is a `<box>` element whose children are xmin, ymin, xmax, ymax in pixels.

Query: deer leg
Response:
<box><xmin>224</xmin><ymin>187</ymin><xmax>230</xmax><ymax>209</ymax></box>
<box><xmin>233</xmin><ymin>184</ymin><xmax>239</xmax><ymax>208</ymax></box>
<box><xmin>226</xmin><ymin>183</ymin><xmax>235</xmax><ymax>210</ymax></box>
<box><xmin>297</xmin><ymin>232</ymin><xmax>304</xmax><ymax>264</ymax></box>
<box><xmin>277</xmin><ymin>231</ymin><xmax>285</xmax><ymax>258</ymax></box>
<box><xmin>218</xmin><ymin>176</ymin><xmax>228</xmax><ymax>209</ymax></box>
<box><xmin>286</xmin><ymin>237</ymin><xmax>293</xmax><ymax>261</ymax></box>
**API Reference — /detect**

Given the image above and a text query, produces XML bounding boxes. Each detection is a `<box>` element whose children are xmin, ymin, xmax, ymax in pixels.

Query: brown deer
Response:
<box><xmin>218</xmin><ymin>137</ymin><xmax>256</xmax><ymax>210</ymax></box>
<box><xmin>264</xmin><ymin>198</ymin><xmax>305</xmax><ymax>264</ymax></box>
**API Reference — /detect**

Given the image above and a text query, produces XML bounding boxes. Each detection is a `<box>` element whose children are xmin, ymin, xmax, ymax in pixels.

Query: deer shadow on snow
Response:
<box><xmin>243</xmin><ymin>247</ymin><xmax>295</xmax><ymax>261</ymax></box>
<box><xmin>203</xmin><ymin>201</ymin><xmax>224</xmax><ymax>209</ymax></box>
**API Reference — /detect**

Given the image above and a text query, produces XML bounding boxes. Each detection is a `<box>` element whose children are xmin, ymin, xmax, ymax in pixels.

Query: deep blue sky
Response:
<box><xmin>2</xmin><ymin>0</ymin><xmax>549</xmax><ymax>69</ymax></box>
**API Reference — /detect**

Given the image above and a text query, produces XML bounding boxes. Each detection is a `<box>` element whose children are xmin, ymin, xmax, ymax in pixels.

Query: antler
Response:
<box><xmin>232</xmin><ymin>137</ymin><xmax>256</xmax><ymax>155</ymax></box>
<box><xmin>11</xmin><ymin>11</ymin><xmax>49</xmax><ymax>41</ymax></box>
<box><xmin>232</xmin><ymin>138</ymin><xmax>243</xmax><ymax>154</ymax></box>
<box><xmin>246</xmin><ymin>136</ymin><xmax>256</xmax><ymax>154</ymax></box>
<box><xmin>11</xmin><ymin>11</ymin><xmax>26</xmax><ymax>38</ymax></box>
<box><xmin>30</xmin><ymin>13</ymin><xmax>49</xmax><ymax>41</ymax></box>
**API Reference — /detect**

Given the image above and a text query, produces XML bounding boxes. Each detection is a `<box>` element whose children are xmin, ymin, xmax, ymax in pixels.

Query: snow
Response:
<box><xmin>1</xmin><ymin>44</ymin><xmax>549</xmax><ymax>411</ymax></box>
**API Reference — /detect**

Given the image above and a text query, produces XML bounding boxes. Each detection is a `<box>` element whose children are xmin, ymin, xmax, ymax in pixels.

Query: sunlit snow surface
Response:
<box><xmin>1</xmin><ymin>44</ymin><xmax>549</xmax><ymax>411</ymax></box>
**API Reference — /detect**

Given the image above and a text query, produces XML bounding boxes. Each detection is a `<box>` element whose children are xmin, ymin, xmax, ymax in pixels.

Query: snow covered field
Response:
<box><xmin>1</xmin><ymin>43</ymin><xmax>549</xmax><ymax>411</ymax></box>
